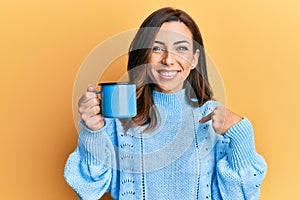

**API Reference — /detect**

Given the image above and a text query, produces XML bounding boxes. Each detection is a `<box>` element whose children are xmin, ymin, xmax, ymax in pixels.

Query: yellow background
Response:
<box><xmin>1</xmin><ymin>0</ymin><xmax>299</xmax><ymax>199</ymax></box>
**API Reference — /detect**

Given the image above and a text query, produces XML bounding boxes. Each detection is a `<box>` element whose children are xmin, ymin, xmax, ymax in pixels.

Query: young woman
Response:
<box><xmin>65</xmin><ymin>7</ymin><xmax>267</xmax><ymax>200</ymax></box>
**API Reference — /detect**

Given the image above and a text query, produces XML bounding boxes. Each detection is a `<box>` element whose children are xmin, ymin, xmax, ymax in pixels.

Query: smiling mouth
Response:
<box><xmin>157</xmin><ymin>70</ymin><xmax>180</xmax><ymax>79</ymax></box>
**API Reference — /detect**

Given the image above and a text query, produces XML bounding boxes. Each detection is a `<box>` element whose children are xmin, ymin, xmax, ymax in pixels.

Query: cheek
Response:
<box><xmin>147</xmin><ymin>65</ymin><xmax>158</xmax><ymax>81</ymax></box>
<box><xmin>149</xmin><ymin>53</ymin><xmax>163</xmax><ymax>63</ymax></box>
<box><xmin>180</xmin><ymin>61</ymin><xmax>193</xmax><ymax>78</ymax></box>
<box><xmin>182</xmin><ymin>68</ymin><xmax>192</xmax><ymax>79</ymax></box>
<box><xmin>177</xmin><ymin>53</ymin><xmax>194</xmax><ymax>65</ymax></box>
<box><xmin>180</xmin><ymin>59</ymin><xmax>193</xmax><ymax>71</ymax></box>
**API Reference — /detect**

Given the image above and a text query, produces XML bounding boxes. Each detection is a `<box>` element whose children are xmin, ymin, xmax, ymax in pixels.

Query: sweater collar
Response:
<box><xmin>152</xmin><ymin>89</ymin><xmax>189</xmax><ymax>112</ymax></box>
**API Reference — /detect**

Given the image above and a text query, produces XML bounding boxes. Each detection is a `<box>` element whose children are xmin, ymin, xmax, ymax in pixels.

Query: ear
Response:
<box><xmin>191</xmin><ymin>49</ymin><xmax>200</xmax><ymax>69</ymax></box>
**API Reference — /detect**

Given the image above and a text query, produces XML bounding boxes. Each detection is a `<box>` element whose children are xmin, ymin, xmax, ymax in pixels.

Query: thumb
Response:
<box><xmin>87</xmin><ymin>84</ymin><xmax>95</xmax><ymax>92</ymax></box>
<box><xmin>199</xmin><ymin>112</ymin><xmax>212</xmax><ymax>123</ymax></box>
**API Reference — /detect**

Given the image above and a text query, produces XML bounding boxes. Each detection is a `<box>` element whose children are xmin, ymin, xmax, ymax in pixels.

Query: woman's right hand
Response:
<box><xmin>78</xmin><ymin>85</ymin><xmax>104</xmax><ymax>131</ymax></box>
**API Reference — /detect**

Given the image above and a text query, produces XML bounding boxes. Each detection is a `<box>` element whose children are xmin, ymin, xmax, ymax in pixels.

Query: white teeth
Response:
<box><xmin>159</xmin><ymin>70</ymin><xmax>178</xmax><ymax>77</ymax></box>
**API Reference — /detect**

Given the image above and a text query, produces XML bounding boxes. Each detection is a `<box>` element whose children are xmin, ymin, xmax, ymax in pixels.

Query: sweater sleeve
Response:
<box><xmin>64</xmin><ymin>119</ymin><xmax>119</xmax><ymax>200</ymax></box>
<box><xmin>216</xmin><ymin>117</ymin><xmax>267</xmax><ymax>200</ymax></box>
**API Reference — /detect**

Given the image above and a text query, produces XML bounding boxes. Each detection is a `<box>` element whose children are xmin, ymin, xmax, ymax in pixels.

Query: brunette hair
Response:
<box><xmin>123</xmin><ymin>7</ymin><xmax>213</xmax><ymax>132</ymax></box>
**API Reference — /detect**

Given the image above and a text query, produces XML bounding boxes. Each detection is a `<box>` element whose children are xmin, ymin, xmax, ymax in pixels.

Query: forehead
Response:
<box><xmin>155</xmin><ymin>21</ymin><xmax>193</xmax><ymax>42</ymax></box>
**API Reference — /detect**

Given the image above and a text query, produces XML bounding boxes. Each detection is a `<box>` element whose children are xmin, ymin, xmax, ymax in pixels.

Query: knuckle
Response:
<box><xmin>78</xmin><ymin>106</ymin><xmax>84</xmax><ymax>114</ymax></box>
<box><xmin>83</xmin><ymin>93</ymin><xmax>90</xmax><ymax>99</ymax></box>
<box><xmin>93</xmin><ymin>97</ymin><xmax>99</xmax><ymax>104</ymax></box>
<box><xmin>81</xmin><ymin>113</ymin><xmax>88</xmax><ymax>121</ymax></box>
<box><xmin>78</xmin><ymin>94</ymin><xmax>85</xmax><ymax>102</ymax></box>
<box><xmin>94</xmin><ymin>106</ymin><xmax>100</xmax><ymax>114</ymax></box>
<box><xmin>78</xmin><ymin>100</ymin><xmax>83</xmax><ymax>108</ymax></box>
<box><xmin>82</xmin><ymin>93</ymin><xmax>90</xmax><ymax>100</ymax></box>
<box><xmin>94</xmin><ymin>115</ymin><xmax>102</xmax><ymax>123</ymax></box>
<box><xmin>86</xmin><ymin>91</ymin><xmax>96</xmax><ymax>98</ymax></box>
<box><xmin>98</xmin><ymin>114</ymin><xmax>104</xmax><ymax>121</ymax></box>
<box><xmin>91</xmin><ymin>98</ymin><xmax>99</xmax><ymax>107</ymax></box>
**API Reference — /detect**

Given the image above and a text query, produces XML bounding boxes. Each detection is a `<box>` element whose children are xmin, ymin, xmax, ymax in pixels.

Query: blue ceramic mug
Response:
<box><xmin>96</xmin><ymin>82</ymin><xmax>137</xmax><ymax>118</ymax></box>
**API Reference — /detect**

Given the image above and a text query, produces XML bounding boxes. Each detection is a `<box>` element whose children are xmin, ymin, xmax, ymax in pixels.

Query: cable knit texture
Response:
<box><xmin>64</xmin><ymin>89</ymin><xmax>267</xmax><ymax>200</ymax></box>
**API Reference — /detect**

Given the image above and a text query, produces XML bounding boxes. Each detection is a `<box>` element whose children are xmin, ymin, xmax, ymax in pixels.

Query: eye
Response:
<box><xmin>152</xmin><ymin>46</ymin><xmax>164</xmax><ymax>52</ymax></box>
<box><xmin>177</xmin><ymin>46</ymin><xmax>188</xmax><ymax>51</ymax></box>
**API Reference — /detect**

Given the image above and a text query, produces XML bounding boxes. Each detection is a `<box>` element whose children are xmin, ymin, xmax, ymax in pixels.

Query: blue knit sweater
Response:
<box><xmin>64</xmin><ymin>89</ymin><xmax>267</xmax><ymax>200</ymax></box>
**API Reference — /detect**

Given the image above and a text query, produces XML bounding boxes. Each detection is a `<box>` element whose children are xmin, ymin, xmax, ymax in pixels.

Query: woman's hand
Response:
<box><xmin>199</xmin><ymin>106</ymin><xmax>242</xmax><ymax>135</ymax></box>
<box><xmin>78</xmin><ymin>85</ymin><xmax>104</xmax><ymax>131</ymax></box>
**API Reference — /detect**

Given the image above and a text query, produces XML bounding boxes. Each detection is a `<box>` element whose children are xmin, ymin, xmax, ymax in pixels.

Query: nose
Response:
<box><xmin>162</xmin><ymin>50</ymin><xmax>175</xmax><ymax>66</ymax></box>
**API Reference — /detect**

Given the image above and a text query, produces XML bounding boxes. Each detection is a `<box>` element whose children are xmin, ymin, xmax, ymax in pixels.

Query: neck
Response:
<box><xmin>153</xmin><ymin>86</ymin><xmax>184</xmax><ymax>94</ymax></box>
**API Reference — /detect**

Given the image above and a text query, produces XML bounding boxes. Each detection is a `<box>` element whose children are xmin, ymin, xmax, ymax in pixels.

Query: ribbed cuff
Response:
<box><xmin>224</xmin><ymin>117</ymin><xmax>258</xmax><ymax>170</ymax></box>
<box><xmin>78</xmin><ymin>120</ymin><xmax>110</xmax><ymax>165</ymax></box>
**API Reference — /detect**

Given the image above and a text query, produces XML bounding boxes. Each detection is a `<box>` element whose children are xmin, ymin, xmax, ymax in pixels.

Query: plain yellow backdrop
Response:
<box><xmin>1</xmin><ymin>0</ymin><xmax>299</xmax><ymax>199</ymax></box>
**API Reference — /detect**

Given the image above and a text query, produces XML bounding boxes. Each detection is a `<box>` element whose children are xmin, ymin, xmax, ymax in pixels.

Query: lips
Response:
<box><xmin>157</xmin><ymin>70</ymin><xmax>180</xmax><ymax>79</ymax></box>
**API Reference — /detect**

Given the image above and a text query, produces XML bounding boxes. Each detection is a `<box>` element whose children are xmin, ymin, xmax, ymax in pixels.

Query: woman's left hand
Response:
<box><xmin>199</xmin><ymin>106</ymin><xmax>243</xmax><ymax>135</ymax></box>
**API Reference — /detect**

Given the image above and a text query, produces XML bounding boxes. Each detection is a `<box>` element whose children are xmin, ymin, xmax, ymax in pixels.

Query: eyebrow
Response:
<box><xmin>174</xmin><ymin>40</ymin><xmax>190</xmax><ymax>45</ymax></box>
<box><xmin>154</xmin><ymin>40</ymin><xmax>190</xmax><ymax>45</ymax></box>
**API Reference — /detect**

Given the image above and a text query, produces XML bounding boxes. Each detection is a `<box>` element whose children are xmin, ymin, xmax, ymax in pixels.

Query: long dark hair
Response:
<box><xmin>123</xmin><ymin>7</ymin><xmax>213</xmax><ymax>132</ymax></box>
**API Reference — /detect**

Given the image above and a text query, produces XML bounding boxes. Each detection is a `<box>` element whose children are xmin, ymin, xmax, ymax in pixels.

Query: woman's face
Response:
<box><xmin>148</xmin><ymin>21</ymin><xmax>200</xmax><ymax>93</ymax></box>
